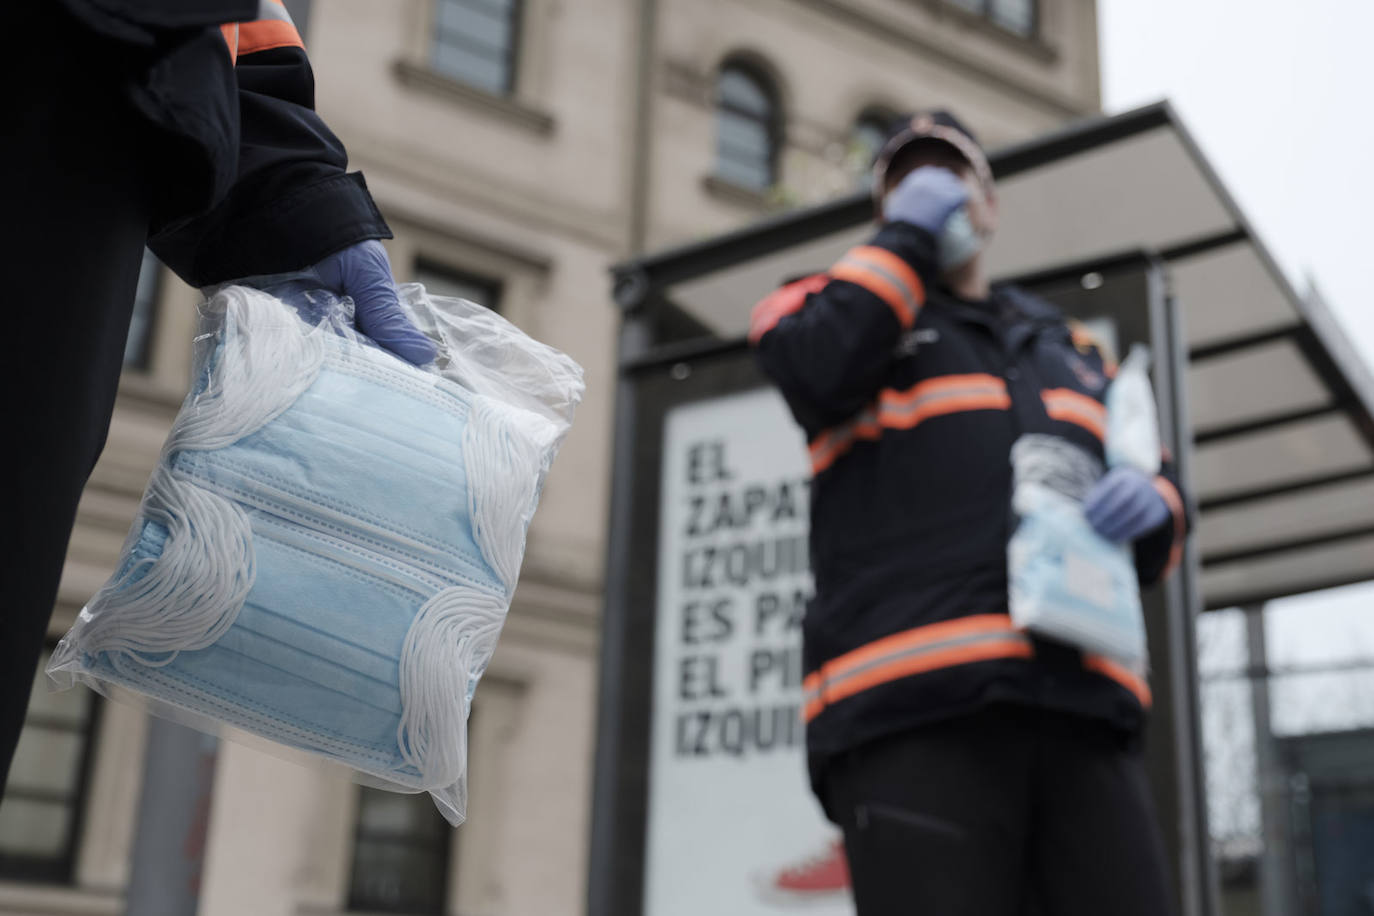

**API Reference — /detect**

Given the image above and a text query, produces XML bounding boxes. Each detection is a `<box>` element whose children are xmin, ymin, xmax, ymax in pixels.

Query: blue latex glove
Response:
<box><xmin>882</xmin><ymin>166</ymin><xmax>970</xmax><ymax>235</ymax></box>
<box><xmin>1083</xmin><ymin>467</ymin><xmax>1171</xmax><ymax>544</ymax></box>
<box><xmin>311</xmin><ymin>240</ymin><xmax>437</xmax><ymax>366</ymax></box>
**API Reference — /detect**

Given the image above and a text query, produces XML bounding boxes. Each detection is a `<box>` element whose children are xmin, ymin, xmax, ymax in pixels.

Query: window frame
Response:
<box><xmin>0</xmin><ymin>646</ymin><xmax>102</xmax><ymax>885</ymax></box>
<box><xmin>412</xmin><ymin>258</ymin><xmax>505</xmax><ymax>314</ymax></box>
<box><xmin>428</xmin><ymin>0</ymin><xmax>525</xmax><ymax>97</ymax></box>
<box><xmin>345</xmin><ymin>784</ymin><xmax>455</xmax><ymax>916</ymax></box>
<box><xmin>712</xmin><ymin>60</ymin><xmax>782</xmax><ymax>194</ymax></box>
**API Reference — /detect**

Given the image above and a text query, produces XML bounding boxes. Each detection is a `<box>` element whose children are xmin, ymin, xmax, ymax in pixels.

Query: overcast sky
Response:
<box><xmin>1100</xmin><ymin>0</ymin><xmax>1373</xmax><ymax>362</ymax></box>
<box><xmin>1100</xmin><ymin>0</ymin><xmax>1374</xmax><ymax>635</ymax></box>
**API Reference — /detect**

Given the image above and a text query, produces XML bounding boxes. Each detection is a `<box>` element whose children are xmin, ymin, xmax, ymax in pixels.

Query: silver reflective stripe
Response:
<box><xmin>257</xmin><ymin>0</ymin><xmax>295</xmax><ymax>25</ymax></box>
<box><xmin>837</xmin><ymin>251</ymin><xmax>919</xmax><ymax>318</ymax></box>
<box><xmin>821</xmin><ymin>630</ymin><xmax>1033</xmax><ymax>697</ymax></box>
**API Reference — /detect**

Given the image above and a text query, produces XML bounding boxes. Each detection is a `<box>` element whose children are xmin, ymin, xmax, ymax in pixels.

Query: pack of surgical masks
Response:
<box><xmin>48</xmin><ymin>282</ymin><xmax>584</xmax><ymax>825</ymax></box>
<box><xmin>1007</xmin><ymin>347</ymin><xmax>1160</xmax><ymax>666</ymax></box>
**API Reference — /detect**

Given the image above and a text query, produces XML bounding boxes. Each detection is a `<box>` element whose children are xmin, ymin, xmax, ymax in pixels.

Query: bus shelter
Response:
<box><xmin>590</xmin><ymin>102</ymin><xmax>1374</xmax><ymax>916</ymax></box>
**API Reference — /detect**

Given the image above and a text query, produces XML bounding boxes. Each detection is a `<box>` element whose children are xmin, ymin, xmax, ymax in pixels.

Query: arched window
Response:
<box><xmin>714</xmin><ymin>63</ymin><xmax>780</xmax><ymax>192</ymax></box>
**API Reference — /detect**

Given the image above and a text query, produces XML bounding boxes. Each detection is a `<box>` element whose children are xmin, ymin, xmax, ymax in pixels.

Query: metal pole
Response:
<box><xmin>1245</xmin><ymin>603</ymin><xmax>1289</xmax><ymax>916</ymax></box>
<box><xmin>123</xmin><ymin>718</ymin><xmax>219</xmax><ymax>916</ymax></box>
<box><xmin>588</xmin><ymin>277</ymin><xmax>654</xmax><ymax>916</ymax></box>
<box><xmin>1147</xmin><ymin>269</ymin><xmax>1220</xmax><ymax>916</ymax></box>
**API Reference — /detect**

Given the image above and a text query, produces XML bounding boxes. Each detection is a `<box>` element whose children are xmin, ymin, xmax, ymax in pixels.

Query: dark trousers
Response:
<box><xmin>823</xmin><ymin>705</ymin><xmax>1177</xmax><ymax>916</ymax></box>
<box><xmin>1</xmin><ymin>7</ymin><xmax>152</xmax><ymax>792</ymax></box>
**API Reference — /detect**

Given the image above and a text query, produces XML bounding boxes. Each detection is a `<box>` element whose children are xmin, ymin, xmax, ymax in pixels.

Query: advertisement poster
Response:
<box><xmin>643</xmin><ymin>388</ymin><xmax>854</xmax><ymax>915</ymax></box>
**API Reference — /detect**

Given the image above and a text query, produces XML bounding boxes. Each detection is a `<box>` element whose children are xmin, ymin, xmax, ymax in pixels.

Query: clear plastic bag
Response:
<box><xmin>1105</xmin><ymin>345</ymin><xmax>1161</xmax><ymax>476</ymax></box>
<box><xmin>1007</xmin><ymin>435</ymin><xmax>1146</xmax><ymax>665</ymax></box>
<box><xmin>48</xmin><ymin>281</ymin><xmax>584</xmax><ymax>825</ymax></box>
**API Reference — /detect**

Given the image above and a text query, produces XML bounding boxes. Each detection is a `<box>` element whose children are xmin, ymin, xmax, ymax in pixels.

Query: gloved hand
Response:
<box><xmin>1083</xmin><ymin>467</ymin><xmax>1171</xmax><ymax>543</ymax></box>
<box><xmin>882</xmin><ymin>166</ymin><xmax>970</xmax><ymax>235</ymax></box>
<box><xmin>311</xmin><ymin>240</ymin><xmax>437</xmax><ymax>366</ymax></box>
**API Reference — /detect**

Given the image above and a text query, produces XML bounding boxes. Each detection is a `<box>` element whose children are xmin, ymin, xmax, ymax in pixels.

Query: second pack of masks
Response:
<box><xmin>1008</xmin><ymin>346</ymin><xmax>1160</xmax><ymax>666</ymax></box>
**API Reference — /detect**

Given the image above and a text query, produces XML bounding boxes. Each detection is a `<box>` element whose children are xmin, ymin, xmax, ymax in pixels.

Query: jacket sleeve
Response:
<box><xmin>149</xmin><ymin>0</ymin><xmax>391</xmax><ymax>287</ymax></box>
<box><xmin>1134</xmin><ymin>455</ymin><xmax>1192</xmax><ymax>587</ymax></box>
<box><xmin>749</xmin><ymin>221</ymin><xmax>939</xmax><ymax>432</ymax></box>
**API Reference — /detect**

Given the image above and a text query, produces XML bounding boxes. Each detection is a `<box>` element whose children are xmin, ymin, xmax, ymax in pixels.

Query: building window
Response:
<box><xmin>414</xmin><ymin>260</ymin><xmax>503</xmax><ymax>313</ymax></box>
<box><xmin>714</xmin><ymin>62</ymin><xmax>780</xmax><ymax>193</ymax></box>
<box><xmin>850</xmin><ymin>109</ymin><xmax>896</xmax><ymax>187</ymax></box>
<box><xmin>946</xmin><ymin>0</ymin><xmax>1037</xmax><ymax>37</ymax></box>
<box><xmin>347</xmin><ymin>787</ymin><xmax>452</xmax><ymax>914</ymax></box>
<box><xmin>123</xmin><ymin>248</ymin><xmax>161</xmax><ymax>371</ymax></box>
<box><xmin>0</xmin><ymin>648</ymin><xmax>98</xmax><ymax>884</ymax></box>
<box><xmin>430</xmin><ymin>0</ymin><xmax>522</xmax><ymax>95</ymax></box>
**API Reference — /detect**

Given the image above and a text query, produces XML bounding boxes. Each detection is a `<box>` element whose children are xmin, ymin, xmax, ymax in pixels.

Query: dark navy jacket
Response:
<box><xmin>58</xmin><ymin>0</ymin><xmax>390</xmax><ymax>286</ymax></box>
<box><xmin>751</xmin><ymin>219</ymin><xmax>1190</xmax><ymax>779</ymax></box>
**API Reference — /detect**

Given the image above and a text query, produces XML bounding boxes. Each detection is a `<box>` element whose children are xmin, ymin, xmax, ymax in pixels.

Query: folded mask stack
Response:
<box><xmin>1007</xmin><ymin>434</ymin><xmax>1147</xmax><ymax>667</ymax></box>
<box><xmin>49</xmin><ymin>283</ymin><xmax>584</xmax><ymax>824</ymax></box>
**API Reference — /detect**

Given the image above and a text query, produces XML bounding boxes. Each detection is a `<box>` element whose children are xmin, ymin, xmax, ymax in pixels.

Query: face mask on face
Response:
<box><xmin>938</xmin><ymin>205</ymin><xmax>986</xmax><ymax>273</ymax></box>
<box><xmin>49</xmin><ymin>286</ymin><xmax>583</xmax><ymax>825</ymax></box>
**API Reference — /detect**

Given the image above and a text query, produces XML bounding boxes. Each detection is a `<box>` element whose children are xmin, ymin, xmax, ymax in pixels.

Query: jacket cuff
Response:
<box><xmin>161</xmin><ymin>172</ymin><xmax>393</xmax><ymax>287</ymax></box>
<box><xmin>1134</xmin><ymin>474</ymin><xmax>1187</xmax><ymax>585</ymax></box>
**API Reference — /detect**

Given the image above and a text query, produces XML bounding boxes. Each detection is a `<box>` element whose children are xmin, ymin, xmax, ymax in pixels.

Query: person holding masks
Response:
<box><xmin>751</xmin><ymin>110</ymin><xmax>1189</xmax><ymax>915</ymax></box>
<box><xmin>2</xmin><ymin>0</ymin><xmax>434</xmax><ymax>793</ymax></box>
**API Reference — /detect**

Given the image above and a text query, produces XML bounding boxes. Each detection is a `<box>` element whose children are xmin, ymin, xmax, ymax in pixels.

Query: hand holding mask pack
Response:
<box><xmin>49</xmin><ymin>281</ymin><xmax>584</xmax><ymax>825</ymax></box>
<box><xmin>1007</xmin><ymin>347</ymin><xmax>1161</xmax><ymax>666</ymax></box>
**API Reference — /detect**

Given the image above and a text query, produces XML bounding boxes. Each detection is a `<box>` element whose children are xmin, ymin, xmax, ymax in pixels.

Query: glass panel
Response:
<box><xmin>124</xmin><ymin>248</ymin><xmax>161</xmax><ymax>369</ymax></box>
<box><xmin>431</xmin><ymin>41</ymin><xmax>510</xmax><ymax>93</ymax></box>
<box><xmin>430</xmin><ymin>0</ymin><xmax>517</xmax><ymax>93</ymax></box>
<box><xmin>436</xmin><ymin>0</ymin><xmax>512</xmax><ymax>49</ymax></box>
<box><xmin>717</xmin><ymin>68</ymin><xmax>771</xmax><ymax>118</ymax></box>
<box><xmin>946</xmin><ymin>0</ymin><xmax>985</xmax><ymax>13</ymax></box>
<box><xmin>0</xmin><ymin>798</ymin><xmax>69</xmax><ymax>858</ymax></box>
<box><xmin>989</xmin><ymin>0</ymin><xmax>1034</xmax><ymax>35</ymax></box>
<box><xmin>348</xmin><ymin>838</ymin><xmax>448</xmax><ymax>914</ymax></box>
<box><xmin>716</xmin><ymin>110</ymin><xmax>772</xmax><ymax>190</ymax></box>
<box><xmin>718</xmin><ymin>111</ymin><xmax>769</xmax><ymax>153</ymax></box>
<box><xmin>7</xmin><ymin>729</ymin><xmax>84</xmax><ymax>796</ymax></box>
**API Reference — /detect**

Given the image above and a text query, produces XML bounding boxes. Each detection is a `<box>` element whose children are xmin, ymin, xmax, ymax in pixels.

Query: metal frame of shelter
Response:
<box><xmin>590</xmin><ymin>101</ymin><xmax>1374</xmax><ymax>916</ymax></box>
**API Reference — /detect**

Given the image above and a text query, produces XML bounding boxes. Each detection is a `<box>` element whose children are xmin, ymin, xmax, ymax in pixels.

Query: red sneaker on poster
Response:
<box><xmin>756</xmin><ymin>838</ymin><xmax>852</xmax><ymax>906</ymax></box>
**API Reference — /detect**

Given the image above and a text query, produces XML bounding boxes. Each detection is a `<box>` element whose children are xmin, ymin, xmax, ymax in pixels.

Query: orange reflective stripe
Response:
<box><xmin>830</xmin><ymin>245</ymin><xmax>923</xmax><ymax>328</ymax></box>
<box><xmin>807</xmin><ymin>410</ymin><xmax>880</xmax><ymax>474</ymax></box>
<box><xmin>220</xmin><ymin>22</ymin><xmax>239</xmax><ymax>64</ymax></box>
<box><xmin>1042</xmin><ymin>388</ymin><xmax>1107</xmax><ymax>442</ymax></box>
<box><xmin>1152</xmin><ymin>475</ymin><xmax>1186</xmax><ymax>579</ymax></box>
<box><xmin>238</xmin><ymin>17</ymin><xmax>303</xmax><ymax>54</ymax></box>
<box><xmin>878</xmin><ymin>374</ymin><xmax>1010</xmax><ymax>428</ymax></box>
<box><xmin>803</xmin><ymin>615</ymin><xmax>1033</xmax><ymax>723</ymax></box>
<box><xmin>807</xmin><ymin>375</ymin><xmax>1010</xmax><ymax>475</ymax></box>
<box><xmin>850</xmin><ymin>247</ymin><xmax>922</xmax><ymax>307</ymax></box>
<box><xmin>749</xmin><ymin>274</ymin><xmax>830</xmax><ymax>343</ymax></box>
<box><xmin>1084</xmin><ymin>654</ymin><xmax>1152</xmax><ymax>708</ymax></box>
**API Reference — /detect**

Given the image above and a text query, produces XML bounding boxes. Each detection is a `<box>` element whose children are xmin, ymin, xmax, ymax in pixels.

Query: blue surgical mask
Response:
<box><xmin>49</xmin><ymin>286</ymin><xmax>580</xmax><ymax>825</ymax></box>
<box><xmin>938</xmin><ymin>205</ymin><xmax>985</xmax><ymax>272</ymax></box>
<box><xmin>1007</xmin><ymin>435</ymin><xmax>1147</xmax><ymax>666</ymax></box>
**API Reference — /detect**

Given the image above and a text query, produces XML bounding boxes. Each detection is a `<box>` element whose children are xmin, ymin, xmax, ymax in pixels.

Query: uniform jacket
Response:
<box><xmin>58</xmin><ymin>0</ymin><xmax>390</xmax><ymax>286</ymax></box>
<box><xmin>751</xmin><ymin>219</ymin><xmax>1191</xmax><ymax>776</ymax></box>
